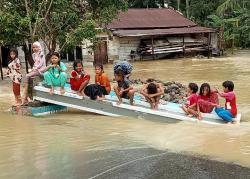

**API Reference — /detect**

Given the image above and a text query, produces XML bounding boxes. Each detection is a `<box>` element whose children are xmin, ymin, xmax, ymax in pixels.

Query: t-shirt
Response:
<box><xmin>70</xmin><ymin>70</ymin><xmax>90</xmax><ymax>91</ymax></box>
<box><xmin>198</xmin><ymin>95</ymin><xmax>209</xmax><ymax>101</ymax></box>
<box><xmin>221</xmin><ymin>91</ymin><xmax>237</xmax><ymax>117</ymax></box>
<box><xmin>95</xmin><ymin>73</ymin><xmax>111</xmax><ymax>94</ymax></box>
<box><xmin>117</xmin><ymin>78</ymin><xmax>131</xmax><ymax>90</ymax></box>
<box><xmin>7</xmin><ymin>58</ymin><xmax>22</xmax><ymax>84</ymax></box>
<box><xmin>187</xmin><ymin>93</ymin><xmax>198</xmax><ymax>107</ymax></box>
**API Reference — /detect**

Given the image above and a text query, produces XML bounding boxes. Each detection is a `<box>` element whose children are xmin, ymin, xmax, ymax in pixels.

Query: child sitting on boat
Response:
<box><xmin>114</xmin><ymin>70</ymin><xmax>135</xmax><ymax>105</ymax></box>
<box><xmin>84</xmin><ymin>64</ymin><xmax>111</xmax><ymax>100</ymax></box>
<box><xmin>140</xmin><ymin>79</ymin><xmax>164</xmax><ymax>110</ymax></box>
<box><xmin>70</xmin><ymin>60</ymin><xmax>90</xmax><ymax>96</ymax></box>
<box><xmin>197</xmin><ymin>83</ymin><xmax>219</xmax><ymax>120</ymax></box>
<box><xmin>43</xmin><ymin>52</ymin><xmax>67</xmax><ymax>95</ymax></box>
<box><xmin>23</xmin><ymin>41</ymin><xmax>46</xmax><ymax>105</ymax></box>
<box><xmin>215</xmin><ymin>81</ymin><xmax>237</xmax><ymax>124</ymax></box>
<box><xmin>182</xmin><ymin>83</ymin><xmax>199</xmax><ymax>117</ymax></box>
<box><xmin>6</xmin><ymin>48</ymin><xmax>22</xmax><ymax>106</ymax></box>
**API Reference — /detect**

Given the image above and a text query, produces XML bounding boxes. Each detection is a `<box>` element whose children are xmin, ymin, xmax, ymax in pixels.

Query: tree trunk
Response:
<box><xmin>51</xmin><ymin>38</ymin><xmax>57</xmax><ymax>52</ymax></box>
<box><xmin>177</xmin><ymin>0</ymin><xmax>180</xmax><ymax>10</ymax></box>
<box><xmin>161</xmin><ymin>0</ymin><xmax>165</xmax><ymax>7</ymax></box>
<box><xmin>23</xmin><ymin>44</ymin><xmax>34</xmax><ymax>73</ymax></box>
<box><xmin>186</xmin><ymin>0</ymin><xmax>190</xmax><ymax>18</ymax></box>
<box><xmin>0</xmin><ymin>46</ymin><xmax>3</xmax><ymax>80</ymax></box>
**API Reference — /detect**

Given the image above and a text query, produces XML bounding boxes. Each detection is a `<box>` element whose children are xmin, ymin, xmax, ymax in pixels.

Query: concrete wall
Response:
<box><xmin>82</xmin><ymin>40</ymin><xmax>94</xmax><ymax>62</ymax></box>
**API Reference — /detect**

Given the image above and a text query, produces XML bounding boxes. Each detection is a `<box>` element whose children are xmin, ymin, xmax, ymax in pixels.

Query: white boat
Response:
<box><xmin>34</xmin><ymin>84</ymin><xmax>241</xmax><ymax>125</ymax></box>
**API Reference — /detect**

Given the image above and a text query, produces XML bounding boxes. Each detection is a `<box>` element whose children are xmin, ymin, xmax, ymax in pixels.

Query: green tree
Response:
<box><xmin>0</xmin><ymin>0</ymin><xmax>128</xmax><ymax>52</ymax></box>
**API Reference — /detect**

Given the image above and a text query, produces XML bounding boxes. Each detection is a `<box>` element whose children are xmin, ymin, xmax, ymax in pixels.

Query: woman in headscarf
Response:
<box><xmin>22</xmin><ymin>41</ymin><xmax>46</xmax><ymax>105</ymax></box>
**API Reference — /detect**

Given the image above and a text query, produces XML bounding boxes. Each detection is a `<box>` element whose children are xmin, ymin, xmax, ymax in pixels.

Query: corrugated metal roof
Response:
<box><xmin>113</xmin><ymin>27</ymin><xmax>216</xmax><ymax>37</ymax></box>
<box><xmin>107</xmin><ymin>8</ymin><xmax>196</xmax><ymax>29</ymax></box>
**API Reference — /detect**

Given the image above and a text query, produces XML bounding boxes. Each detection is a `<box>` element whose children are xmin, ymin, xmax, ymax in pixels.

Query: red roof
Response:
<box><xmin>107</xmin><ymin>8</ymin><xmax>196</xmax><ymax>29</ymax></box>
<box><xmin>113</xmin><ymin>27</ymin><xmax>216</xmax><ymax>37</ymax></box>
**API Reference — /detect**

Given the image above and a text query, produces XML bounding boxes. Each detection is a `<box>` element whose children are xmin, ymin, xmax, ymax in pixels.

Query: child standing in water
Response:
<box><xmin>70</xmin><ymin>60</ymin><xmax>90</xmax><ymax>96</ymax></box>
<box><xmin>43</xmin><ymin>52</ymin><xmax>67</xmax><ymax>95</ymax></box>
<box><xmin>6</xmin><ymin>48</ymin><xmax>22</xmax><ymax>106</ymax></box>
<box><xmin>215</xmin><ymin>81</ymin><xmax>237</xmax><ymax>123</ymax></box>
<box><xmin>182</xmin><ymin>83</ymin><xmax>199</xmax><ymax>117</ymax></box>
<box><xmin>114</xmin><ymin>70</ymin><xmax>135</xmax><ymax>105</ymax></box>
<box><xmin>23</xmin><ymin>41</ymin><xmax>46</xmax><ymax>104</ymax></box>
<box><xmin>140</xmin><ymin>80</ymin><xmax>164</xmax><ymax>110</ymax></box>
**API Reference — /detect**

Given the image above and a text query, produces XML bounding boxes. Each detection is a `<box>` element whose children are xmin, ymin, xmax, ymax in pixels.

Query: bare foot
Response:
<box><xmin>60</xmin><ymin>87</ymin><xmax>65</xmax><ymax>95</ymax></box>
<box><xmin>49</xmin><ymin>87</ymin><xmax>54</xmax><ymax>95</ymax></box>
<box><xmin>187</xmin><ymin>114</ymin><xmax>194</xmax><ymax>118</ymax></box>
<box><xmin>117</xmin><ymin>100</ymin><xmax>122</xmax><ymax>105</ymax></box>
<box><xmin>15</xmin><ymin>101</ymin><xmax>22</xmax><ymax>106</ymax></box>
<box><xmin>130</xmin><ymin>101</ymin><xmax>136</xmax><ymax>106</ymax></box>
<box><xmin>231</xmin><ymin>120</ymin><xmax>237</xmax><ymax>124</ymax></box>
<box><xmin>97</xmin><ymin>96</ymin><xmax>105</xmax><ymax>101</ymax></box>
<box><xmin>198</xmin><ymin>113</ymin><xmax>203</xmax><ymax>120</ymax></box>
<box><xmin>21</xmin><ymin>99</ymin><xmax>29</xmax><ymax>106</ymax></box>
<box><xmin>77</xmin><ymin>91</ymin><xmax>83</xmax><ymax>96</ymax></box>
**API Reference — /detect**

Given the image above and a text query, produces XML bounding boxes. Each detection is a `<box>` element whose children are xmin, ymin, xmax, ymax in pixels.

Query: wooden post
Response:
<box><xmin>0</xmin><ymin>46</ymin><xmax>3</xmax><ymax>80</ymax></box>
<box><xmin>151</xmin><ymin>36</ymin><xmax>155</xmax><ymax>60</ymax></box>
<box><xmin>23</xmin><ymin>44</ymin><xmax>29</xmax><ymax>73</ymax></box>
<box><xmin>182</xmin><ymin>35</ymin><xmax>185</xmax><ymax>57</ymax></box>
<box><xmin>208</xmin><ymin>32</ymin><xmax>211</xmax><ymax>59</ymax></box>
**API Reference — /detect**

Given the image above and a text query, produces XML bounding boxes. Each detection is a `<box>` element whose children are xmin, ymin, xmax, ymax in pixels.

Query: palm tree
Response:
<box><xmin>216</xmin><ymin>0</ymin><xmax>241</xmax><ymax>16</ymax></box>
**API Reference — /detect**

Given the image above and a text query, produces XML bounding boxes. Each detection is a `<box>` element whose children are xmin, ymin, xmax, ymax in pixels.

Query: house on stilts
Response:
<box><xmin>83</xmin><ymin>8</ymin><xmax>218</xmax><ymax>64</ymax></box>
<box><xmin>0</xmin><ymin>8</ymin><xmax>219</xmax><ymax>75</ymax></box>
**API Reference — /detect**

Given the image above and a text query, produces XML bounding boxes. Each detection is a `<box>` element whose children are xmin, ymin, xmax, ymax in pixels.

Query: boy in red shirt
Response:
<box><xmin>215</xmin><ymin>81</ymin><xmax>237</xmax><ymax>123</ymax></box>
<box><xmin>182</xmin><ymin>83</ymin><xmax>199</xmax><ymax>117</ymax></box>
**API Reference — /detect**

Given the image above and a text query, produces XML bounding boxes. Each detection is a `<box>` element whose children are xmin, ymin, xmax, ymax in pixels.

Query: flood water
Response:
<box><xmin>0</xmin><ymin>50</ymin><xmax>250</xmax><ymax>178</ymax></box>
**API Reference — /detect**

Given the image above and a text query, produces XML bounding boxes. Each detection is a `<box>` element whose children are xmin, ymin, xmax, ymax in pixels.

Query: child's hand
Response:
<box><xmin>148</xmin><ymin>94</ymin><xmax>154</xmax><ymax>98</ymax></box>
<box><xmin>119</xmin><ymin>88</ymin><xmax>124</xmax><ymax>96</ymax></box>
<box><xmin>214</xmin><ymin>87</ymin><xmax>219</xmax><ymax>93</ymax></box>
<box><xmin>215</xmin><ymin>104</ymin><xmax>220</xmax><ymax>108</ymax></box>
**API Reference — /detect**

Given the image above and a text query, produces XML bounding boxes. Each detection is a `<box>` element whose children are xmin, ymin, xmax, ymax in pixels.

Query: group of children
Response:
<box><xmin>6</xmin><ymin>41</ymin><xmax>237</xmax><ymax>123</ymax></box>
<box><xmin>182</xmin><ymin>81</ymin><xmax>237</xmax><ymax>123</ymax></box>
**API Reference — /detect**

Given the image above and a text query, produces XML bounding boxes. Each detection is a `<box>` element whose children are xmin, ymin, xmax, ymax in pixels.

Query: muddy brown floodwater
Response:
<box><xmin>0</xmin><ymin>50</ymin><xmax>250</xmax><ymax>178</ymax></box>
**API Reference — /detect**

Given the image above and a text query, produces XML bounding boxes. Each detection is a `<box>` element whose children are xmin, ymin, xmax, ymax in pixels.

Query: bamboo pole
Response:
<box><xmin>0</xmin><ymin>46</ymin><xmax>4</xmax><ymax>80</ymax></box>
<box><xmin>151</xmin><ymin>36</ymin><xmax>155</xmax><ymax>60</ymax></box>
<box><xmin>182</xmin><ymin>35</ymin><xmax>185</xmax><ymax>56</ymax></box>
<box><xmin>208</xmin><ymin>32</ymin><xmax>211</xmax><ymax>59</ymax></box>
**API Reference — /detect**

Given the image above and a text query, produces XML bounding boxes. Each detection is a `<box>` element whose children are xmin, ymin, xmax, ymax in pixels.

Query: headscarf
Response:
<box><xmin>114</xmin><ymin>61</ymin><xmax>133</xmax><ymax>75</ymax></box>
<box><xmin>32</xmin><ymin>41</ymin><xmax>46</xmax><ymax>70</ymax></box>
<box><xmin>32</xmin><ymin>41</ymin><xmax>42</xmax><ymax>54</ymax></box>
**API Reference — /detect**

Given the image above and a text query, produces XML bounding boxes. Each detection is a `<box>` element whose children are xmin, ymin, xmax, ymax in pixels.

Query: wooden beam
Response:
<box><xmin>0</xmin><ymin>46</ymin><xmax>3</xmax><ymax>80</ymax></box>
<box><xmin>151</xmin><ymin>36</ymin><xmax>155</xmax><ymax>60</ymax></box>
<box><xmin>182</xmin><ymin>36</ymin><xmax>185</xmax><ymax>56</ymax></box>
<box><xmin>208</xmin><ymin>32</ymin><xmax>211</xmax><ymax>59</ymax></box>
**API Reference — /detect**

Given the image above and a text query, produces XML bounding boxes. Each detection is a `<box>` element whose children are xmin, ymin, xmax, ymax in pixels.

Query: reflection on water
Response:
<box><xmin>0</xmin><ymin>50</ymin><xmax>250</xmax><ymax>178</ymax></box>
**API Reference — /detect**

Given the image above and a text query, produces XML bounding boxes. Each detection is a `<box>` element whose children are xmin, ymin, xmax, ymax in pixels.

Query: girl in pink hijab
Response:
<box><xmin>22</xmin><ymin>41</ymin><xmax>46</xmax><ymax>104</ymax></box>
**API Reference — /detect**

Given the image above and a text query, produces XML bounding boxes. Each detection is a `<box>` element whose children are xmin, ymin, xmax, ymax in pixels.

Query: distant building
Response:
<box><xmin>82</xmin><ymin>8</ymin><xmax>217</xmax><ymax>64</ymax></box>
